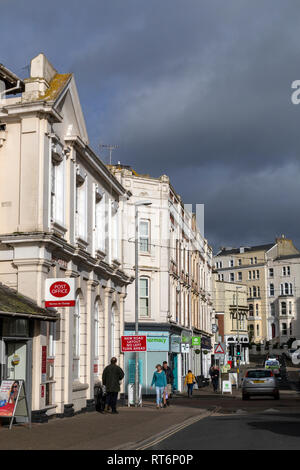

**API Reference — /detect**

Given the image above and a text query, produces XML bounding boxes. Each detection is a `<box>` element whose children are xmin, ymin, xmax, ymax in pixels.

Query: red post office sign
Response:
<box><xmin>45</xmin><ymin>278</ymin><xmax>75</xmax><ymax>307</ymax></box>
<box><xmin>121</xmin><ymin>335</ymin><xmax>147</xmax><ymax>352</ymax></box>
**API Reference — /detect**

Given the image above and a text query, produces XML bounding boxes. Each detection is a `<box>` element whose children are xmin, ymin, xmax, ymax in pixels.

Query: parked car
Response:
<box><xmin>242</xmin><ymin>369</ymin><xmax>280</xmax><ymax>400</ymax></box>
<box><xmin>264</xmin><ymin>359</ymin><xmax>280</xmax><ymax>376</ymax></box>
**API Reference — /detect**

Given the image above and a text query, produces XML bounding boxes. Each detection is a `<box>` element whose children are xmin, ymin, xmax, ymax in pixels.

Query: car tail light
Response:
<box><xmin>269</xmin><ymin>372</ymin><xmax>274</xmax><ymax>377</ymax></box>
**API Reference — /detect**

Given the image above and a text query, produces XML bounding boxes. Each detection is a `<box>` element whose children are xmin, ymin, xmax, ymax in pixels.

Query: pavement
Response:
<box><xmin>0</xmin><ymin>371</ymin><xmax>299</xmax><ymax>450</ymax></box>
<box><xmin>0</xmin><ymin>399</ymin><xmax>213</xmax><ymax>450</ymax></box>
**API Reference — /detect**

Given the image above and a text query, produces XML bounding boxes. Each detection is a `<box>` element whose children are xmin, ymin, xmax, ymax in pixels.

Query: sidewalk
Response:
<box><xmin>0</xmin><ymin>402</ymin><xmax>210</xmax><ymax>450</ymax></box>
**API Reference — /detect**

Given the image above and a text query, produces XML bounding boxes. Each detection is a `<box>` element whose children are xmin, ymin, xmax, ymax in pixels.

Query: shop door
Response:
<box><xmin>6</xmin><ymin>341</ymin><xmax>27</xmax><ymax>381</ymax></box>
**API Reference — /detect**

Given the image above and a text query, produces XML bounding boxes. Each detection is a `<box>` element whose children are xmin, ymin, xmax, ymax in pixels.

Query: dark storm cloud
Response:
<box><xmin>1</xmin><ymin>0</ymin><xmax>300</xmax><ymax>250</ymax></box>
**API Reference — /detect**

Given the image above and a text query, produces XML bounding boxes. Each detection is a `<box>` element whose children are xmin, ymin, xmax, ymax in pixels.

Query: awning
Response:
<box><xmin>0</xmin><ymin>283</ymin><xmax>59</xmax><ymax>322</ymax></box>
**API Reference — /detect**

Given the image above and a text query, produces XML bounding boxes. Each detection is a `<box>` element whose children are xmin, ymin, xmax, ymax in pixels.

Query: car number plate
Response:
<box><xmin>253</xmin><ymin>380</ymin><xmax>265</xmax><ymax>383</ymax></box>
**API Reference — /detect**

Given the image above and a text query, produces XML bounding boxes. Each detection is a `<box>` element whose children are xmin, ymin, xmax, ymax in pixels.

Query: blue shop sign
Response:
<box><xmin>124</xmin><ymin>331</ymin><xmax>169</xmax><ymax>352</ymax></box>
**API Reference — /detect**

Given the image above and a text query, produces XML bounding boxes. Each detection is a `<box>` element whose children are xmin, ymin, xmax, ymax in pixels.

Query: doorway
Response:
<box><xmin>6</xmin><ymin>341</ymin><xmax>27</xmax><ymax>381</ymax></box>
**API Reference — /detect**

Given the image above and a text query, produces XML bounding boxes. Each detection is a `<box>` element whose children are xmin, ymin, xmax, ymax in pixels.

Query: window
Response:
<box><xmin>111</xmin><ymin>201</ymin><xmax>119</xmax><ymax>260</ymax></box>
<box><xmin>238</xmin><ymin>272</ymin><xmax>242</xmax><ymax>281</ymax></box>
<box><xmin>281</xmin><ymin>302</ymin><xmax>287</xmax><ymax>315</ymax></box>
<box><xmin>257</xmin><ymin>324</ymin><xmax>260</xmax><ymax>335</ymax></box>
<box><xmin>289</xmin><ymin>283</ymin><xmax>293</xmax><ymax>295</ymax></box>
<box><xmin>248</xmin><ymin>271</ymin><xmax>252</xmax><ymax>280</ymax></box>
<box><xmin>249</xmin><ymin>304</ymin><xmax>254</xmax><ymax>316</ymax></box>
<box><xmin>287</xmin><ymin>266</ymin><xmax>290</xmax><ymax>276</ymax></box>
<box><xmin>256</xmin><ymin>270</ymin><xmax>260</xmax><ymax>279</ymax></box>
<box><xmin>253</xmin><ymin>270</ymin><xmax>256</xmax><ymax>279</ymax></box>
<box><xmin>76</xmin><ymin>169</ymin><xmax>87</xmax><ymax>241</ymax></box>
<box><xmin>250</xmin><ymin>258</ymin><xmax>253</xmax><ymax>265</ymax></box>
<box><xmin>238</xmin><ymin>259</ymin><xmax>242</xmax><ymax>266</ymax></box>
<box><xmin>270</xmin><ymin>303</ymin><xmax>275</xmax><ymax>317</ymax></box>
<box><xmin>50</xmin><ymin>152</ymin><xmax>65</xmax><ymax>225</ymax></box>
<box><xmin>257</xmin><ymin>286</ymin><xmax>260</xmax><ymax>297</ymax></box>
<box><xmin>269</xmin><ymin>284</ymin><xmax>274</xmax><ymax>296</ymax></box>
<box><xmin>269</xmin><ymin>268</ymin><xmax>274</xmax><ymax>278</ymax></box>
<box><xmin>254</xmin><ymin>257</ymin><xmax>257</xmax><ymax>264</ymax></box>
<box><xmin>94</xmin><ymin>302</ymin><xmax>100</xmax><ymax>359</ymax></box>
<box><xmin>111</xmin><ymin>305</ymin><xmax>115</xmax><ymax>358</ymax></box>
<box><xmin>140</xmin><ymin>277</ymin><xmax>149</xmax><ymax>317</ymax></box>
<box><xmin>95</xmin><ymin>189</ymin><xmax>106</xmax><ymax>252</ymax></box>
<box><xmin>230</xmin><ymin>273</ymin><xmax>234</xmax><ymax>282</ymax></box>
<box><xmin>289</xmin><ymin>302</ymin><xmax>292</xmax><ymax>315</ymax></box>
<box><xmin>73</xmin><ymin>297</ymin><xmax>80</xmax><ymax>381</ymax></box>
<box><xmin>256</xmin><ymin>304</ymin><xmax>259</xmax><ymax>316</ymax></box>
<box><xmin>140</xmin><ymin>219</ymin><xmax>150</xmax><ymax>253</ymax></box>
<box><xmin>281</xmin><ymin>323</ymin><xmax>287</xmax><ymax>336</ymax></box>
<box><xmin>282</xmin><ymin>267</ymin><xmax>286</xmax><ymax>276</ymax></box>
<box><xmin>249</xmin><ymin>287</ymin><xmax>252</xmax><ymax>298</ymax></box>
<box><xmin>230</xmin><ymin>259</ymin><xmax>234</xmax><ymax>267</ymax></box>
<box><xmin>253</xmin><ymin>286</ymin><xmax>257</xmax><ymax>297</ymax></box>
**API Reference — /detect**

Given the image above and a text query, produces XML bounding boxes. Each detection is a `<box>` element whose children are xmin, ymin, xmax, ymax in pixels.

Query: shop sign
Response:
<box><xmin>0</xmin><ymin>379</ymin><xmax>30</xmax><ymax>428</ymax></box>
<box><xmin>182</xmin><ymin>336</ymin><xmax>190</xmax><ymax>344</ymax></box>
<box><xmin>222</xmin><ymin>380</ymin><xmax>232</xmax><ymax>394</ymax></box>
<box><xmin>41</xmin><ymin>346</ymin><xmax>47</xmax><ymax>383</ymax></box>
<box><xmin>192</xmin><ymin>337</ymin><xmax>201</xmax><ymax>347</ymax></box>
<box><xmin>121</xmin><ymin>335</ymin><xmax>147</xmax><ymax>352</ymax></box>
<box><xmin>170</xmin><ymin>335</ymin><xmax>181</xmax><ymax>353</ymax></box>
<box><xmin>181</xmin><ymin>343</ymin><xmax>190</xmax><ymax>354</ymax></box>
<box><xmin>45</xmin><ymin>278</ymin><xmax>75</xmax><ymax>308</ymax></box>
<box><xmin>147</xmin><ymin>335</ymin><xmax>169</xmax><ymax>352</ymax></box>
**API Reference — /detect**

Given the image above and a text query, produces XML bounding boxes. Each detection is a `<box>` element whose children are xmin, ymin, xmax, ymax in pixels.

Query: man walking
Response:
<box><xmin>163</xmin><ymin>361</ymin><xmax>174</xmax><ymax>406</ymax></box>
<box><xmin>102</xmin><ymin>357</ymin><xmax>124</xmax><ymax>414</ymax></box>
<box><xmin>211</xmin><ymin>365</ymin><xmax>220</xmax><ymax>392</ymax></box>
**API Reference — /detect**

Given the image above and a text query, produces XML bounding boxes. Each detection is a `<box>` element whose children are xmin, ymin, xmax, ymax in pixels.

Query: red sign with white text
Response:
<box><xmin>45</xmin><ymin>278</ymin><xmax>75</xmax><ymax>308</ymax></box>
<box><xmin>121</xmin><ymin>335</ymin><xmax>147</xmax><ymax>352</ymax></box>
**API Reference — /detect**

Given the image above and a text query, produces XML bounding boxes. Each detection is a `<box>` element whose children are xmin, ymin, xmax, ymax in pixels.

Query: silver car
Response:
<box><xmin>242</xmin><ymin>369</ymin><xmax>279</xmax><ymax>400</ymax></box>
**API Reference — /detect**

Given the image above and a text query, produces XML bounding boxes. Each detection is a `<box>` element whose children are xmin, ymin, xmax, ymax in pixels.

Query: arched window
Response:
<box><xmin>73</xmin><ymin>296</ymin><xmax>81</xmax><ymax>381</ymax></box>
<box><xmin>140</xmin><ymin>277</ymin><xmax>150</xmax><ymax>317</ymax></box>
<box><xmin>111</xmin><ymin>304</ymin><xmax>115</xmax><ymax>358</ymax></box>
<box><xmin>94</xmin><ymin>301</ymin><xmax>100</xmax><ymax>359</ymax></box>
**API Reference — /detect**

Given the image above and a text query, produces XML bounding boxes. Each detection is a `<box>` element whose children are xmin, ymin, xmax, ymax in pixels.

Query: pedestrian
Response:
<box><xmin>162</xmin><ymin>361</ymin><xmax>174</xmax><ymax>407</ymax></box>
<box><xmin>151</xmin><ymin>364</ymin><xmax>167</xmax><ymax>409</ymax></box>
<box><xmin>211</xmin><ymin>366</ymin><xmax>220</xmax><ymax>392</ymax></box>
<box><xmin>102</xmin><ymin>357</ymin><xmax>124</xmax><ymax>414</ymax></box>
<box><xmin>184</xmin><ymin>370</ymin><xmax>196</xmax><ymax>398</ymax></box>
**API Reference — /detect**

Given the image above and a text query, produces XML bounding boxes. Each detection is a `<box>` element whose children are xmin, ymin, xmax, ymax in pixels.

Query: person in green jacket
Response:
<box><xmin>102</xmin><ymin>357</ymin><xmax>124</xmax><ymax>414</ymax></box>
<box><xmin>151</xmin><ymin>364</ymin><xmax>167</xmax><ymax>409</ymax></box>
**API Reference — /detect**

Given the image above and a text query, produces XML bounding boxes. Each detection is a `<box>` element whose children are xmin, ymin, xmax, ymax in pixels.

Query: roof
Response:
<box><xmin>0</xmin><ymin>64</ymin><xmax>25</xmax><ymax>94</ymax></box>
<box><xmin>0</xmin><ymin>283</ymin><xmax>58</xmax><ymax>322</ymax></box>
<box><xmin>273</xmin><ymin>254</ymin><xmax>300</xmax><ymax>261</ymax></box>
<box><xmin>27</xmin><ymin>73</ymin><xmax>72</xmax><ymax>102</ymax></box>
<box><xmin>216</xmin><ymin>243</ymin><xmax>274</xmax><ymax>257</ymax></box>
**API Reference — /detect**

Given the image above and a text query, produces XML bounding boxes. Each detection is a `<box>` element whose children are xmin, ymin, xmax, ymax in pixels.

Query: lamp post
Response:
<box><xmin>135</xmin><ymin>200</ymin><xmax>152</xmax><ymax>407</ymax></box>
<box><xmin>235</xmin><ymin>285</ymin><xmax>243</xmax><ymax>388</ymax></box>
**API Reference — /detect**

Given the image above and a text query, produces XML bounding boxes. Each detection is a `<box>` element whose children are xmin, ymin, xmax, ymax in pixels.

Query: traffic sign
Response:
<box><xmin>121</xmin><ymin>335</ymin><xmax>147</xmax><ymax>352</ymax></box>
<box><xmin>214</xmin><ymin>342</ymin><xmax>226</xmax><ymax>355</ymax></box>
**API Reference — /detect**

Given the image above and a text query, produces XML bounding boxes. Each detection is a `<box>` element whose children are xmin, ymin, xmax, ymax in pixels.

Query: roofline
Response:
<box><xmin>0</xmin><ymin>64</ymin><xmax>25</xmax><ymax>93</ymax></box>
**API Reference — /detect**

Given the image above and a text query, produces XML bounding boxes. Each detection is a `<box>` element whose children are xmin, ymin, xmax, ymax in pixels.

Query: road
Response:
<box><xmin>143</xmin><ymin>359</ymin><xmax>300</xmax><ymax>450</ymax></box>
<box><xmin>148</xmin><ymin>409</ymin><xmax>300</xmax><ymax>450</ymax></box>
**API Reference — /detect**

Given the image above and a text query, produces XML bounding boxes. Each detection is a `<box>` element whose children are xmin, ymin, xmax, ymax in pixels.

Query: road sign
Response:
<box><xmin>214</xmin><ymin>342</ymin><xmax>226</xmax><ymax>355</ymax></box>
<box><xmin>121</xmin><ymin>335</ymin><xmax>147</xmax><ymax>352</ymax></box>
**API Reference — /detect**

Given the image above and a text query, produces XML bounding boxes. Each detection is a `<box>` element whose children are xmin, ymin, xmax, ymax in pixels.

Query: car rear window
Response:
<box><xmin>246</xmin><ymin>370</ymin><xmax>273</xmax><ymax>378</ymax></box>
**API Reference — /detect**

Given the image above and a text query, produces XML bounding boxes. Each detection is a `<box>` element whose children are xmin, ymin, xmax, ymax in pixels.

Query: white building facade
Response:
<box><xmin>0</xmin><ymin>54</ymin><xmax>131</xmax><ymax>421</ymax></box>
<box><xmin>109</xmin><ymin>166</ymin><xmax>214</xmax><ymax>393</ymax></box>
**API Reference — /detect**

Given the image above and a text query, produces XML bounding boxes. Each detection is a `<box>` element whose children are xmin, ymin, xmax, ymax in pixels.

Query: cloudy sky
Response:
<box><xmin>2</xmin><ymin>0</ymin><xmax>300</xmax><ymax>252</ymax></box>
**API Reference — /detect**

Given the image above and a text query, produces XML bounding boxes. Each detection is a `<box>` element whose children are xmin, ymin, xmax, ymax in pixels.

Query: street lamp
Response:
<box><xmin>235</xmin><ymin>285</ymin><xmax>243</xmax><ymax>388</ymax></box>
<box><xmin>135</xmin><ymin>200</ymin><xmax>152</xmax><ymax>407</ymax></box>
